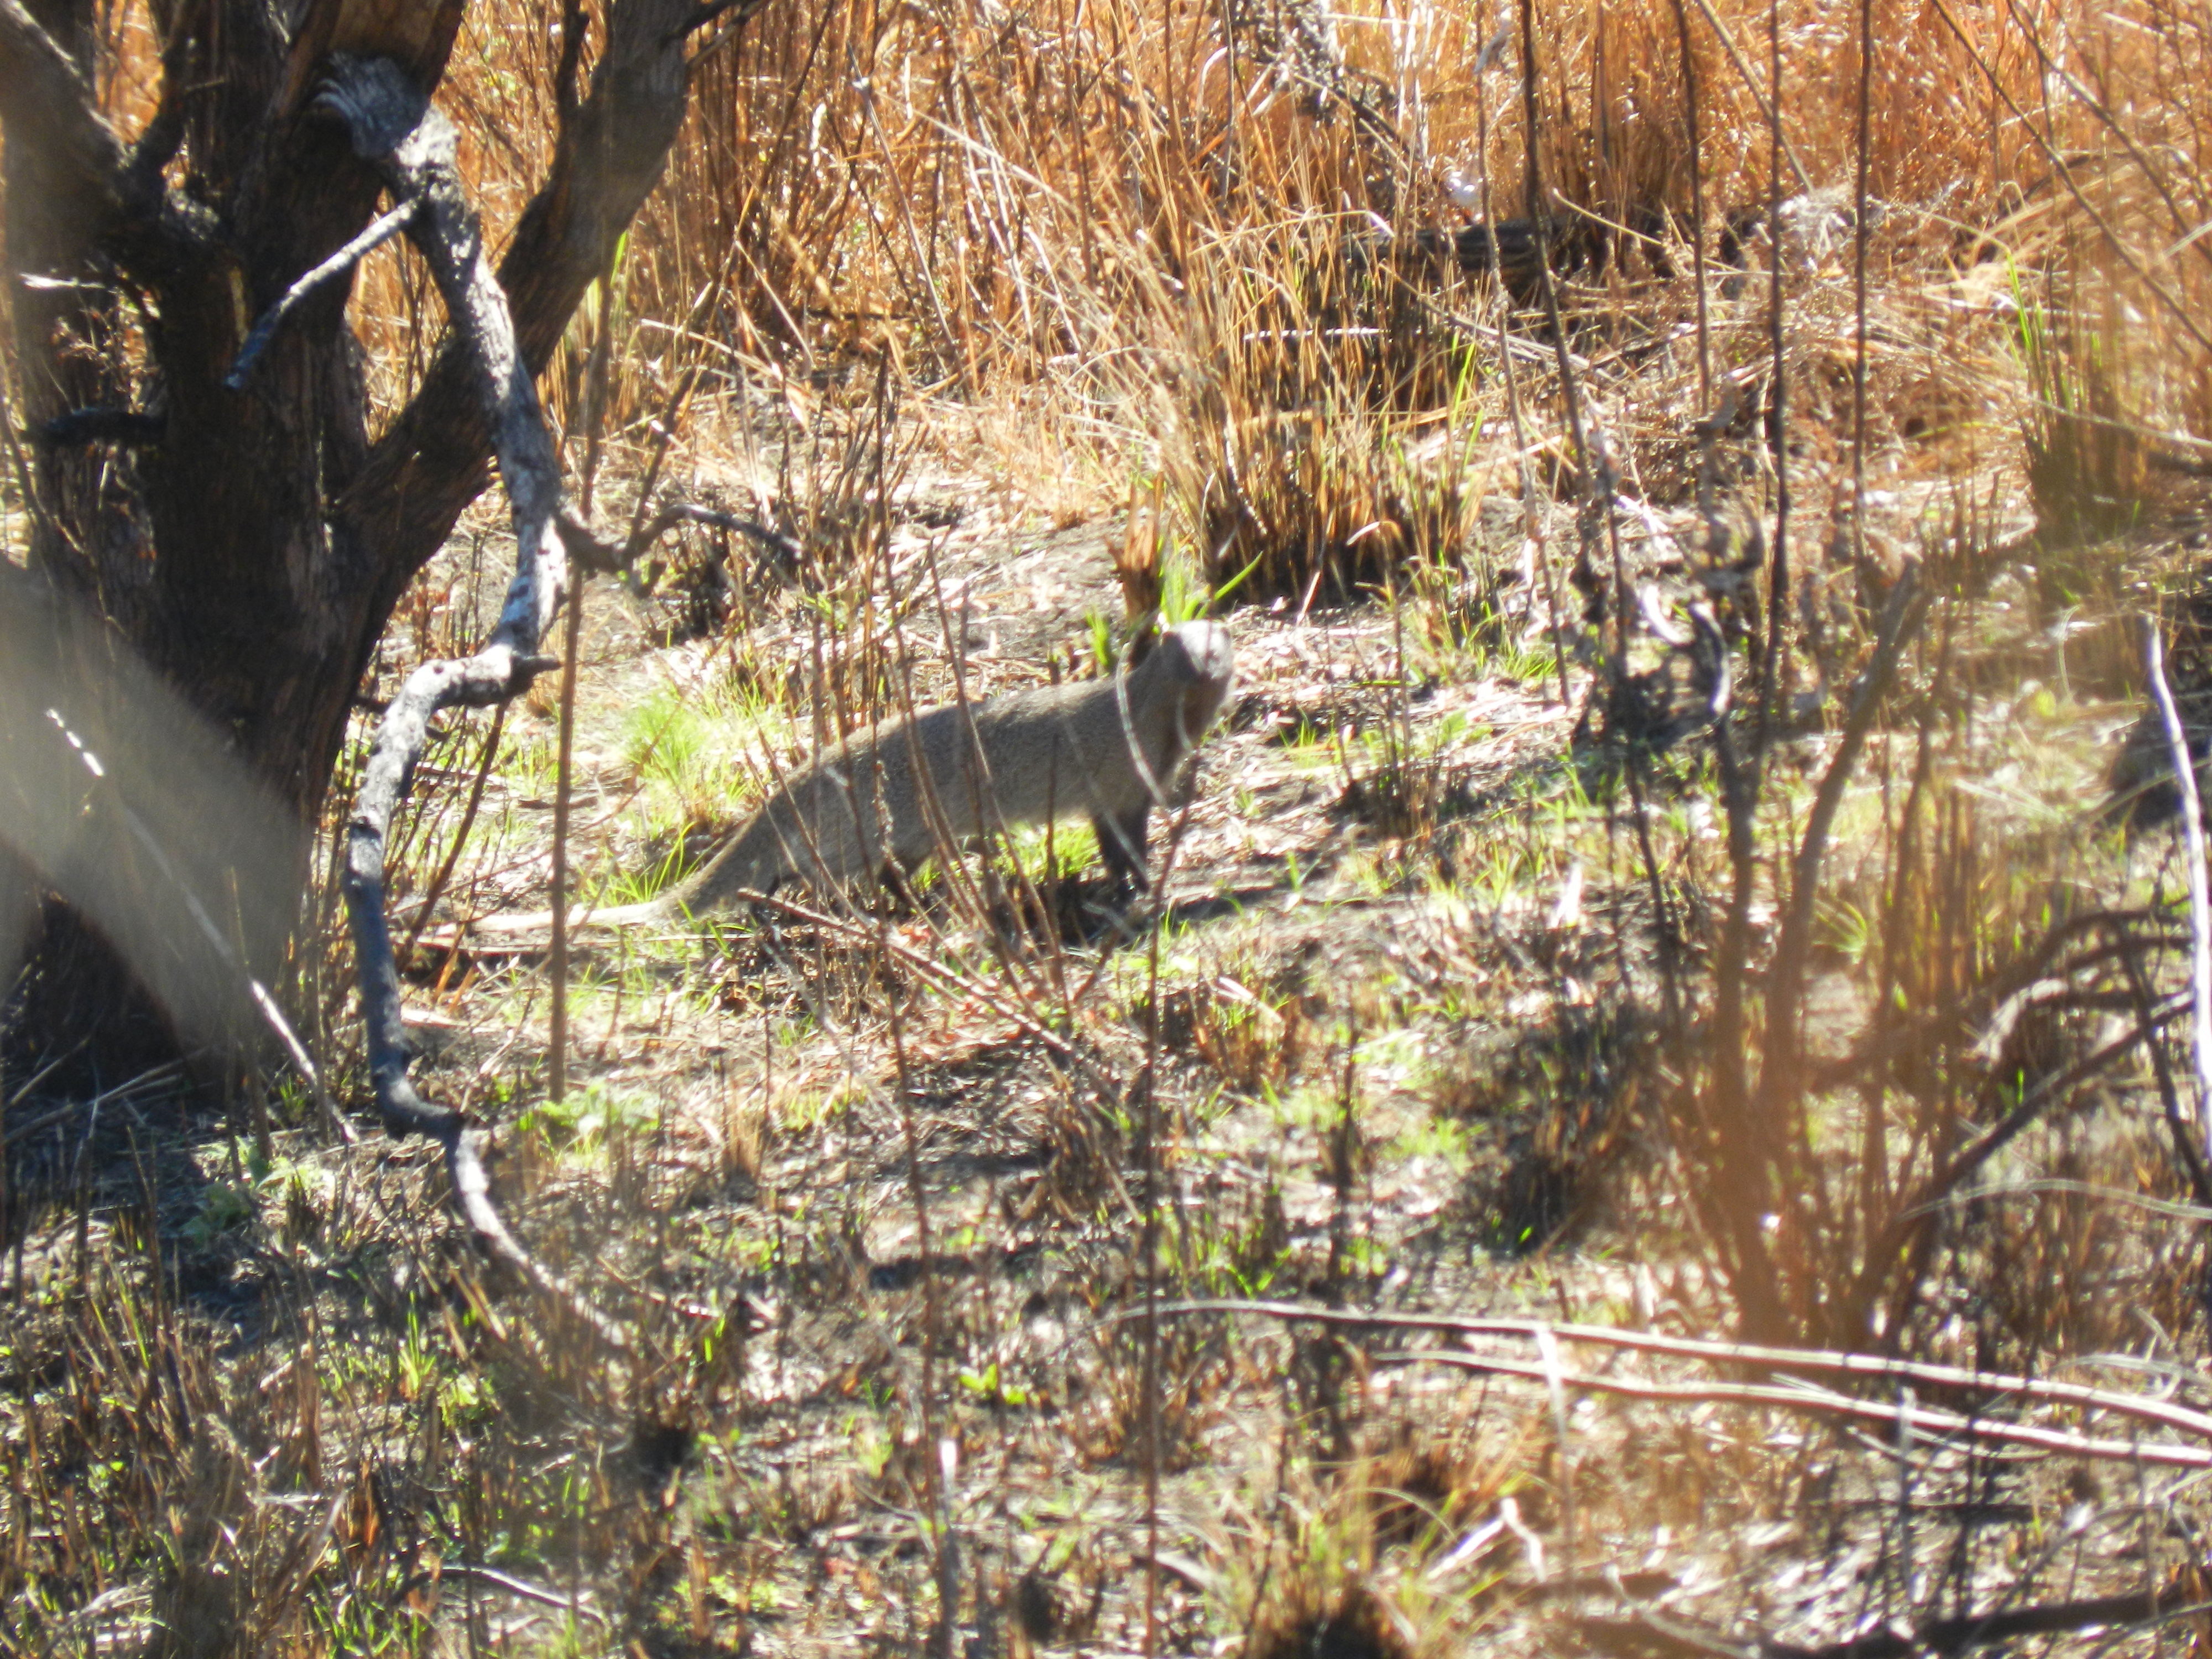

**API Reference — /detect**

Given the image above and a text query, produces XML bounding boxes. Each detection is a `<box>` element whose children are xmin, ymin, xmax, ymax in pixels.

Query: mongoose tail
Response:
<box><xmin>469</xmin><ymin>619</ymin><xmax>1233</xmax><ymax>936</ymax></box>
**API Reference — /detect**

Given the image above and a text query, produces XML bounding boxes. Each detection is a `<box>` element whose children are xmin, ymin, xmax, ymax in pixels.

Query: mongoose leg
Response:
<box><xmin>474</xmin><ymin>621</ymin><xmax>1232</xmax><ymax>939</ymax></box>
<box><xmin>1094</xmin><ymin>803</ymin><xmax>1151</xmax><ymax>895</ymax></box>
<box><xmin>881</xmin><ymin>852</ymin><xmax>928</xmax><ymax>910</ymax></box>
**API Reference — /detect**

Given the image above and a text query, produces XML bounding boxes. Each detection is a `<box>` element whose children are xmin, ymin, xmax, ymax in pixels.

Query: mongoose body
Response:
<box><xmin>475</xmin><ymin>620</ymin><xmax>1233</xmax><ymax>933</ymax></box>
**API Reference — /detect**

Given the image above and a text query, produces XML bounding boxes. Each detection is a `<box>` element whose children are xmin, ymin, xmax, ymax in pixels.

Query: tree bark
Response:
<box><xmin>0</xmin><ymin>0</ymin><xmax>727</xmax><ymax>1071</ymax></box>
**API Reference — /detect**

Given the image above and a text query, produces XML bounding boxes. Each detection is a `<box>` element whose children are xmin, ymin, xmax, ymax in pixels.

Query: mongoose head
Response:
<box><xmin>1149</xmin><ymin>620</ymin><xmax>1235</xmax><ymax>752</ymax></box>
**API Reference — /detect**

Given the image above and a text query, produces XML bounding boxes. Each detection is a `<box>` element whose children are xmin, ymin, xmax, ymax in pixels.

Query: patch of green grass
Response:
<box><xmin>1444</xmin><ymin>834</ymin><xmax>1562</xmax><ymax>912</ymax></box>
<box><xmin>518</xmin><ymin>1079</ymin><xmax>661</xmax><ymax>1152</ymax></box>
<box><xmin>621</xmin><ymin>672</ymin><xmax>781</xmax><ymax>842</ymax></box>
<box><xmin>1388</xmin><ymin>1112</ymin><xmax>1473</xmax><ymax>1165</ymax></box>
<box><xmin>776</xmin><ymin>1079</ymin><xmax>860</xmax><ymax>1135</ymax></box>
<box><xmin>1488</xmin><ymin>635</ymin><xmax>1561</xmax><ymax>686</ymax></box>
<box><xmin>1276</xmin><ymin>718</ymin><xmax>1338</xmax><ymax>770</ymax></box>
<box><xmin>594</xmin><ymin>836</ymin><xmax>700</xmax><ymax>907</ymax></box>
<box><xmin>998</xmin><ymin>818</ymin><xmax>1100</xmax><ymax>883</ymax></box>
<box><xmin>1261</xmin><ymin>1075</ymin><xmax>1349</xmax><ymax>1134</ymax></box>
<box><xmin>183</xmin><ymin>1178</ymin><xmax>257</xmax><ymax>1249</ymax></box>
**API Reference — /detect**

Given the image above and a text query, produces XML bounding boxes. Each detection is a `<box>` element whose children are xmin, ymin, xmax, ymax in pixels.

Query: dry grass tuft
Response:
<box><xmin>1244</xmin><ymin>1585</ymin><xmax>1415</xmax><ymax>1659</ymax></box>
<box><xmin>20</xmin><ymin>0</ymin><xmax>2212</xmax><ymax>1646</ymax></box>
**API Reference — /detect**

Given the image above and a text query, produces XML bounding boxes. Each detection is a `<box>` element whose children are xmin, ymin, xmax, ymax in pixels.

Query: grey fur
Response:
<box><xmin>474</xmin><ymin>620</ymin><xmax>1233</xmax><ymax>934</ymax></box>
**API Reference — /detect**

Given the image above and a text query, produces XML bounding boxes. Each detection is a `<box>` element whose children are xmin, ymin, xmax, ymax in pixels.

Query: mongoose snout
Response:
<box><xmin>473</xmin><ymin>619</ymin><xmax>1234</xmax><ymax>936</ymax></box>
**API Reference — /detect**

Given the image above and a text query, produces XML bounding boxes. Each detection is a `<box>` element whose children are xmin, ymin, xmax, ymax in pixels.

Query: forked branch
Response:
<box><xmin>0</xmin><ymin>0</ymin><xmax>213</xmax><ymax>283</ymax></box>
<box><xmin>300</xmin><ymin>54</ymin><xmax>627</xmax><ymax>1349</ymax></box>
<box><xmin>0</xmin><ymin>0</ymin><xmax>131</xmax><ymax>212</ymax></box>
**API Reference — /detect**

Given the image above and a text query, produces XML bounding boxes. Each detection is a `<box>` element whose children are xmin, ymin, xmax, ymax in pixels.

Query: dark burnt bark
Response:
<box><xmin>0</xmin><ymin>0</ymin><xmax>731</xmax><ymax>1071</ymax></box>
<box><xmin>336</xmin><ymin>0</ymin><xmax>707</xmax><ymax>614</ymax></box>
<box><xmin>298</xmin><ymin>53</ymin><xmax>624</xmax><ymax>1340</ymax></box>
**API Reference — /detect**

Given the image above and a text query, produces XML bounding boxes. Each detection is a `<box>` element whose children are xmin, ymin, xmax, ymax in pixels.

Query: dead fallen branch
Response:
<box><xmin>1148</xmin><ymin>1299</ymin><xmax>2212</xmax><ymax>1448</ymax></box>
<box><xmin>1390</xmin><ymin>1346</ymin><xmax>2212</xmax><ymax>1469</ymax></box>
<box><xmin>623</xmin><ymin>503</ymin><xmax>804</xmax><ymax>581</ymax></box>
<box><xmin>1577</xmin><ymin>1583</ymin><xmax>2212</xmax><ymax>1658</ymax></box>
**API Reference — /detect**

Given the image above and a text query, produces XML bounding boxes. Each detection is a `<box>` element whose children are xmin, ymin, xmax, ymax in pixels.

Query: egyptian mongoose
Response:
<box><xmin>477</xmin><ymin>620</ymin><xmax>1234</xmax><ymax>934</ymax></box>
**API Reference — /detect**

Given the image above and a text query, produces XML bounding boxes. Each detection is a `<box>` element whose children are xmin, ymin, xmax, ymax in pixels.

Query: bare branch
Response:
<box><xmin>624</xmin><ymin>504</ymin><xmax>802</xmax><ymax>577</ymax></box>
<box><xmin>334</xmin><ymin>0</ymin><xmax>713</xmax><ymax>576</ymax></box>
<box><xmin>1848</xmin><ymin>992</ymin><xmax>2190</xmax><ymax>1329</ymax></box>
<box><xmin>1581</xmin><ymin>1583</ymin><xmax>2212</xmax><ymax>1659</ymax></box>
<box><xmin>1391</xmin><ymin>1345</ymin><xmax>2212</xmax><ymax>1469</ymax></box>
<box><xmin>2145</xmin><ymin>616</ymin><xmax>2212</xmax><ymax>1167</ymax></box>
<box><xmin>679</xmin><ymin>0</ymin><xmax>775</xmax><ymax>39</ymax></box>
<box><xmin>314</xmin><ymin>52</ymin><xmax>625</xmax><ymax>1350</ymax></box>
<box><xmin>1759</xmin><ymin>569</ymin><xmax>1928</xmax><ymax>1099</ymax></box>
<box><xmin>318</xmin><ymin>55</ymin><xmax>574</xmax><ymax>633</ymax></box>
<box><xmin>0</xmin><ymin>0</ymin><xmax>129</xmax><ymax>200</ymax></box>
<box><xmin>341</xmin><ymin>648</ymin><xmax>633</xmax><ymax>1346</ymax></box>
<box><xmin>227</xmin><ymin>196</ymin><xmax>423</xmax><ymax>390</ymax></box>
<box><xmin>0</xmin><ymin>0</ymin><xmax>212</xmax><ymax>280</ymax></box>
<box><xmin>1149</xmin><ymin>1298</ymin><xmax>2212</xmax><ymax>1449</ymax></box>
<box><xmin>554</xmin><ymin>0</ymin><xmax>587</xmax><ymax>129</ymax></box>
<box><xmin>124</xmin><ymin>0</ymin><xmax>201</xmax><ymax>191</ymax></box>
<box><xmin>34</xmin><ymin>408</ymin><xmax>166</xmax><ymax>448</ymax></box>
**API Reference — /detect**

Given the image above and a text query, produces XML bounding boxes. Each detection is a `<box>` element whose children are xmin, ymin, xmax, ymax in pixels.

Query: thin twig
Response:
<box><xmin>1850</xmin><ymin>0</ymin><xmax>1872</xmax><ymax>566</ymax></box>
<box><xmin>733</xmin><ymin>889</ymin><xmax>1088</xmax><ymax>1066</ymax></box>
<box><xmin>2143</xmin><ymin>617</ymin><xmax>2212</xmax><ymax>1167</ymax></box>
<box><xmin>1760</xmin><ymin>572</ymin><xmax>1928</xmax><ymax>1101</ymax></box>
<box><xmin>1579</xmin><ymin>1588</ymin><xmax>2212</xmax><ymax>1659</ymax></box>
<box><xmin>2121</xmin><ymin>943</ymin><xmax>2212</xmax><ymax>1206</ymax></box>
<box><xmin>1670</xmin><ymin>0</ymin><xmax>1711</xmax><ymax>412</ymax></box>
<box><xmin>398</xmin><ymin>703</ymin><xmax>508</xmax><ymax>969</ymax></box>
<box><xmin>1140</xmin><ymin>1298</ymin><xmax>2212</xmax><ymax>1452</ymax></box>
<box><xmin>1754</xmin><ymin>0</ymin><xmax>1791</xmax><ymax>751</ymax></box>
<box><xmin>1849</xmin><ymin>993</ymin><xmax>2190</xmax><ymax>1332</ymax></box>
<box><xmin>550</xmin><ymin>259</ymin><xmax>617</xmax><ymax>1103</ymax></box>
<box><xmin>226</xmin><ymin>197</ymin><xmax>421</xmax><ymax>390</ymax></box>
<box><xmin>392</xmin><ymin>1563</ymin><xmax>609</xmax><ymax>1621</ymax></box>
<box><xmin>1469</xmin><ymin>38</ymin><xmax>1568</xmax><ymax>710</ymax></box>
<box><xmin>1923</xmin><ymin>0</ymin><xmax>2212</xmax><ymax>359</ymax></box>
<box><xmin>1391</xmin><ymin>1348</ymin><xmax>2212</xmax><ymax>1470</ymax></box>
<box><xmin>1680</xmin><ymin>0</ymin><xmax>1813</xmax><ymax>193</ymax></box>
<box><xmin>881</xmin><ymin>948</ymin><xmax>958</xmax><ymax>1657</ymax></box>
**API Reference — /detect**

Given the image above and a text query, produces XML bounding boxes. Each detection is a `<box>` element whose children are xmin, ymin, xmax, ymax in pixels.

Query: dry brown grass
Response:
<box><xmin>14</xmin><ymin>0</ymin><xmax>2212</xmax><ymax>1650</ymax></box>
<box><xmin>301</xmin><ymin>0</ymin><xmax>2212</xmax><ymax>584</ymax></box>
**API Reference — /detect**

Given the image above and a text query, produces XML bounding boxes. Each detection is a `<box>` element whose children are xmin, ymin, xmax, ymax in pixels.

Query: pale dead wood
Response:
<box><xmin>1152</xmin><ymin>1299</ymin><xmax>2212</xmax><ymax>1447</ymax></box>
<box><xmin>1396</xmin><ymin>1347</ymin><xmax>2212</xmax><ymax>1470</ymax></box>
<box><xmin>2143</xmin><ymin>617</ymin><xmax>2212</xmax><ymax>1168</ymax></box>
<box><xmin>1580</xmin><ymin>1582</ymin><xmax>2212</xmax><ymax>1659</ymax></box>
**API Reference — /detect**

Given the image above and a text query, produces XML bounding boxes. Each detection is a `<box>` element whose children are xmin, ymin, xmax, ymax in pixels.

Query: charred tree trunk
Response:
<box><xmin>0</xmin><ymin>0</ymin><xmax>737</xmax><ymax>1073</ymax></box>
